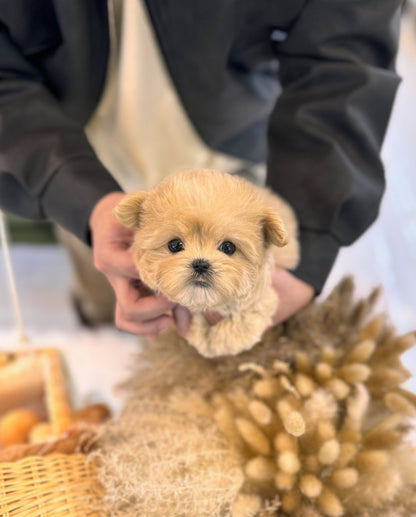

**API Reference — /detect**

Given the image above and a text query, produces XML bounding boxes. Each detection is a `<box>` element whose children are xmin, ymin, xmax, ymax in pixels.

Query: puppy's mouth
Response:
<box><xmin>190</xmin><ymin>279</ymin><xmax>212</xmax><ymax>289</ymax></box>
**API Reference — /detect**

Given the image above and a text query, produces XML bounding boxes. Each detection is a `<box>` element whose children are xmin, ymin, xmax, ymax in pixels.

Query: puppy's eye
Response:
<box><xmin>218</xmin><ymin>241</ymin><xmax>236</xmax><ymax>255</ymax></box>
<box><xmin>168</xmin><ymin>238</ymin><xmax>184</xmax><ymax>253</ymax></box>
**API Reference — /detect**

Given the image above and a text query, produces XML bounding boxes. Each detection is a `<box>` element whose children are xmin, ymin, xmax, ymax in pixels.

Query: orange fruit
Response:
<box><xmin>0</xmin><ymin>408</ymin><xmax>40</xmax><ymax>447</ymax></box>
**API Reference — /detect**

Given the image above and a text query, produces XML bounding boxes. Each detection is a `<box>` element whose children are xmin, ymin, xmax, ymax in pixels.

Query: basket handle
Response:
<box><xmin>0</xmin><ymin>210</ymin><xmax>29</xmax><ymax>346</ymax></box>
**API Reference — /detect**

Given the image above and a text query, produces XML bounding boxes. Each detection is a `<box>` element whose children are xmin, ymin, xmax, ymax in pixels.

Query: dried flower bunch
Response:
<box><xmin>95</xmin><ymin>278</ymin><xmax>416</xmax><ymax>516</ymax></box>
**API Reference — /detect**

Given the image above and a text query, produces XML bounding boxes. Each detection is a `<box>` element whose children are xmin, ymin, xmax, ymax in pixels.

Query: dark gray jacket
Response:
<box><xmin>0</xmin><ymin>0</ymin><xmax>403</xmax><ymax>292</ymax></box>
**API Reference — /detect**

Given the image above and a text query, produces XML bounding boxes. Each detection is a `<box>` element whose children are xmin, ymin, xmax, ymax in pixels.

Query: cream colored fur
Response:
<box><xmin>115</xmin><ymin>169</ymin><xmax>299</xmax><ymax>357</ymax></box>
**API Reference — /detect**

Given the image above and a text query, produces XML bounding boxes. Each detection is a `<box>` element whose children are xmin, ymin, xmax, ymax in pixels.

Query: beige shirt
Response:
<box><xmin>85</xmin><ymin>0</ymin><xmax>255</xmax><ymax>193</ymax></box>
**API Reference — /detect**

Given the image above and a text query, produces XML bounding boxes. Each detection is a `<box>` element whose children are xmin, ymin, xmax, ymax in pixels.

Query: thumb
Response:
<box><xmin>172</xmin><ymin>305</ymin><xmax>192</xmax><ymax>337</ymax></box>
<box><xmin>204</xmin><ymin>310</ymin><xmax>222</xmax><ymax>326</ymax></box>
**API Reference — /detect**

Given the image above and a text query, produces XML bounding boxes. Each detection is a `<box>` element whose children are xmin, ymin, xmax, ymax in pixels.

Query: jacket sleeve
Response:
<box><xmin>0</xmin><ymin>22</ymin><xmax>121</xmax><ymax>244</ymax></box>
<box><xmin>266</xmin><ymin>0</ymin><xmax>403</xmax><ymax>292</ymax></box>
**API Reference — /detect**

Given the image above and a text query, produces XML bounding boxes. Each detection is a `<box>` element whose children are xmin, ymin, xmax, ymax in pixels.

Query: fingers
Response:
<box><xmin>172</xmin><ymin>306</ymin><xmax>222</xmax><ymax>339</ymax></box>
<box><xmin>270</xmin><ymin>267</ymin><xmax>315</xmax><ymax>327</ymax></box>
<box><xmin>204</xmin><ymin>310</ymin><xmax>222</xmax><ymax>326</ymax></box>
<box><xmin>94</xmin><ymin>245</ymin><xmax>139</xmax><ymax>279</ymax></box>
<box><xmin>172</xmin><ymin>305</ymin><xmax>192</xmax><ymax>337</ymax></box>
<box><xmin>116</xmin><ymin>278</ymin><xmax>174</xmax><ymax>318</ymax></box>
<box><xmin>115</xmin><ymin>304</ymin><xmax>174</xmax><ymax>337</ymax></box>
<box><xmin>111</xmin><ymin>276</ymin><xmax>176</xmax><ymax>337</ymax></box>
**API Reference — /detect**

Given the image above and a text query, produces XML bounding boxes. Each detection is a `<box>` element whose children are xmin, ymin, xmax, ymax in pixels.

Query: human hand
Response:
<box><xmin>89</xmin><ymin>192</ymin><xmax>186</xmax><ymax>337</ymax></box>
<box><xmin>269</xmin><ymin>267</ymin><xmax>315</xmax><ymax>327</ymax></box>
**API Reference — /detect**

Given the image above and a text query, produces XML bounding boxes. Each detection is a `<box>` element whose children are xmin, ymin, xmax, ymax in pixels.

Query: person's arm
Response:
<box><xmin>0</xmin><ymin>22</ymin><xmax>177</xmax><ymax>337</ymax></box>
<box><xmin>266</xmin><ymin>0</ymin><xmax>403</xmax><ymax>294</ymax></box>
<box><xmin>0</xmin><ymin>22</ymin><xmax>120</xmax><ymax>242</ymax></box>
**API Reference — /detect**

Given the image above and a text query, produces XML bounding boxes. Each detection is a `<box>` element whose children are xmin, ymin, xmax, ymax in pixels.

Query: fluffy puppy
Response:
<box><xmin>114</xmin><ymin>169</ymin><xmax>299</xmax><ymax>357</ymax></box>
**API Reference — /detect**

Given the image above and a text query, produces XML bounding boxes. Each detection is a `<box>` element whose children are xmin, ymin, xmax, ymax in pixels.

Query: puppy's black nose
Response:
<box><xmin>191</xmin><ymin>258</ymin><xmax>211</xmax><ymax>275</ymax></box>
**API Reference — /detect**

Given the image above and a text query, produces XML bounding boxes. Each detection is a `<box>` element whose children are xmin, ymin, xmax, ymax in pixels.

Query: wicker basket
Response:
<box><xmin>0</xmin><ymin>452</ymin><xmax>104</xmax><ymax>517</ymax></box>
<box><xmin>0</xmin><ymin>212</ymin><xmax>106</xmax><ymax>516</ymax></box>
<box><xmin>0</xmin><ymin>347</ymin><xmax>107</xmax><ymax>516</ymax></box>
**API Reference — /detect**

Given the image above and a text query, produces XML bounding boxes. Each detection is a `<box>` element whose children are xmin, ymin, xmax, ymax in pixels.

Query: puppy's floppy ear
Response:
<box><xmin>262</xmin><ymin>208</ymin><xmax>288</xmax><ymax>247</ymax></box>
<box><xmin>113</xmin><ymin>191</ymin><xmax>147</xmax><ymax>228</ymax></box>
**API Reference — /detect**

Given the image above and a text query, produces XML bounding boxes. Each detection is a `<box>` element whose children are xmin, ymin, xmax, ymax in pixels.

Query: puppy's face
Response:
<box><xmin>115</xmin><ymin>170</ymin><xmax>287</xmax><ymax>311</ymax></box>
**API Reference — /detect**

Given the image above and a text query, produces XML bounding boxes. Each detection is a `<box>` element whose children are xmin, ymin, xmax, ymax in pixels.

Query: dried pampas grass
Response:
<box><xmin>94</xmin><ymin>396</ymin><xmax>244</xmax><ymax>517</ymax></box>
<box><xmin>94</xmin><ymin>277</ymin><xmax>416</xmax><ymax>516</ymax></box>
